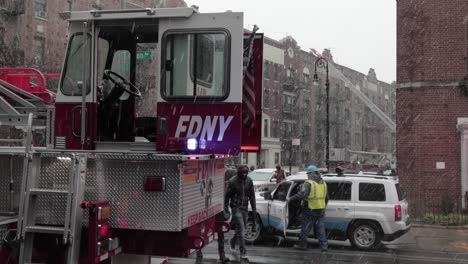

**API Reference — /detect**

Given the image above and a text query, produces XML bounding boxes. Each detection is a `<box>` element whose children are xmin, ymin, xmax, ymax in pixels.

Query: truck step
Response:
<box><xmin>25</xmin><ymin>225</ymin><xmax>65</xmax><ymax>234</ymax></box>
<box><xmin>29</xmin><ymin>188</ymin><xmax>68</xmax><ymax>195</ymax></box>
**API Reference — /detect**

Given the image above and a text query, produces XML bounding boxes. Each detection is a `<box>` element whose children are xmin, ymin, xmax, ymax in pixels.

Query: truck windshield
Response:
<box><xmin>60</xmin><ymin>33</ymin><xmax>92</xmax><ymax>96</ymax></box>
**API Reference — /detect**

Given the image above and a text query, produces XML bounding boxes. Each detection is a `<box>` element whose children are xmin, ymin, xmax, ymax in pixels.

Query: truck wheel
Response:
<box><xmin>244</xmin><ymin>215</ymin><xmax>263</xmax><ymax>244</ymax></box>
<box><xmin>348</xmin><ymin>221</ymin><xmax>382</xmax><ymax>250</ymax></box>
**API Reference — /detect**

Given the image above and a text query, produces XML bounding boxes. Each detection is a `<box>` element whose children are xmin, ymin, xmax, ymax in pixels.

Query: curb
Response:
<box><xmin>412</xmin><ymin>223</ymin><xmax>468</xmax><ymax>229</ymax></box>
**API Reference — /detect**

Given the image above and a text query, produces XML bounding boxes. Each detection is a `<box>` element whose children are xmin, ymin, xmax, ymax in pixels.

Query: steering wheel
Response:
<box><xmin>103</xmin><ymin>70</ymin><xmax>142</xmax><ymax>97</ymax></box>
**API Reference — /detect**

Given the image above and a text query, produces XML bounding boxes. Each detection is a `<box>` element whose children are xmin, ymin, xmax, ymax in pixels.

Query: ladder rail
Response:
<box><xmin>67</xmin><ymin>154</ymin><xmax>87</xmax><ymax>262</ymax></box>
<box><xmin>329</xmin><ymin>64</ymin><xmax>396</xmax><ymax>132</ymax></box>
<box><xmin>62</xmin><ymin>154</ymin><xmax>77</xmax><ymax>244</ymax></box>
<box><xmin>16</xmin><ymin>113</ymin><xmax>34</xmax><ymax>241</ymax></box>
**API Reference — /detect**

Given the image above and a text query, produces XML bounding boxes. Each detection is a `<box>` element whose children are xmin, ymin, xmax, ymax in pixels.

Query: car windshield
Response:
<box><xmin>248</xmin><ymin>171</ymin><xmax>273</xmax><ymax>181</ymax></box>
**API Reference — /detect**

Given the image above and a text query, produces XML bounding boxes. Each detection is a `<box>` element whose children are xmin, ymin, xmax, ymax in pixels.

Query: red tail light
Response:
<box><xmin>394</xmin><ymin>205</ymin><xmax>402</xmax><ymax>221</ymax></box>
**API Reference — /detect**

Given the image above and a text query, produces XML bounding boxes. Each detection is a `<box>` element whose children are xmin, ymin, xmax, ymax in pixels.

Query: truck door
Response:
<box><xmin>240</xmin><ymin>32</ymin><xmax>263</xmax><ymax>152</ymax></box>
<box><xmin>156</xmin><ymin>11</ymin><xmax>245</xmax><ymax>154</ymax></box>
<box><xmin>55</xmin><ymin>21</ymin><xmax>96</xmax><ymax>150</ymax></box>
<box><xmin>268</xmin><ymin>181</ymin><xmax>292</xmax><ymax>235</ymax></box>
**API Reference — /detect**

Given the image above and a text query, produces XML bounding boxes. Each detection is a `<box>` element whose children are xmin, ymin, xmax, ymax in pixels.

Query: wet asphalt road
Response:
<box><xmin>167</xmin><ymin>227</ymin><xmax>468</xmax><ymax>263</ymax></box>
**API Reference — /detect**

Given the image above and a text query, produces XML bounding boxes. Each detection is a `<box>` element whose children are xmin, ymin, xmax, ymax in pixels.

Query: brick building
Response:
<box><xmin>397</xmin><ymin>0</ymin><xmax>468</xmax><ymax>216</ymax></box>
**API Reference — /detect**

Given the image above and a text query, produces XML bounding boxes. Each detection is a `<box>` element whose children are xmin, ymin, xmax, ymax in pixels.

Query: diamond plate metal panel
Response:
<box><xmin>34</xmin><ymin>155</ymin><xmax>74</xmax><ymax>225</ymax></box>
<box><xmin>0</xmin><ymin>225</ymin><xmax>7</xmax><ymax>241</ymax></box>
<box><xmin>0</xmin><ymin>154</ymin><xmax>24</xmax><ymax>213</ymax></box>
<box><xmin>19</xmin><ymin>152</ymin><xmax>221</xmax><ymax>232</ymax></box>
<box><xmin>84</xmin><ymin>157</ymin><xmax>181</xmax><ymax>231</ymax></box>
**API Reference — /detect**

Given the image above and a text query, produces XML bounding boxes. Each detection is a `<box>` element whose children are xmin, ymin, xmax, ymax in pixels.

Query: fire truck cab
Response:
<box><xmin>0</xmin><ymin>6</ymin><xmax>263</xmax><ymax>264</ymax></box>
<box><xmin>55</xmin><ymin>7</ymin><xmax>259</xmax><ymax>154</ymax></box>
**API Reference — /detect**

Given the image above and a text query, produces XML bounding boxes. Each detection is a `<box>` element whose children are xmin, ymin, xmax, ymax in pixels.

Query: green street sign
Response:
<box><xmin>137</xmin><ymin>51</ymin><xmax>152</xmax><ymax>61</ymax></box>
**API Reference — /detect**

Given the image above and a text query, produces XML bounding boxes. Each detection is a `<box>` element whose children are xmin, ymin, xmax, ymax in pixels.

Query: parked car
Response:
<box><xmin>249</xmin><ymin>168</ymin><xmax>290</xmax><ymax>192</ymax></box>
<box><xmin>245</xmin><ymin>172</ymin><xmax>411</xmax><ymax>250</ymax></box>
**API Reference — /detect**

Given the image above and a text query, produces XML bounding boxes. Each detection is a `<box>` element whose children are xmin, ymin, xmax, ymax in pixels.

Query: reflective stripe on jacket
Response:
<box><xmin>304</xmin><ymin>179</ymin><xmax>327</xmax><ymax>209</ymax></box>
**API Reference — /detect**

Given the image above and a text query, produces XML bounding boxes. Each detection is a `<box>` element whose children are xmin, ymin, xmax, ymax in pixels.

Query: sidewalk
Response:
<box><xmin>385</xmin><ymin>226</ymin><xmax>468</xmax><ymax>256</ymax></box>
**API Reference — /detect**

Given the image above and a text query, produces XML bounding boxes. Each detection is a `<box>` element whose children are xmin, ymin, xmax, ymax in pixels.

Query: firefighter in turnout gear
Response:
<box><xmin>287</xmin><ymin>165</ymin><xmax>329</xmax><ymax>251</ymax></box>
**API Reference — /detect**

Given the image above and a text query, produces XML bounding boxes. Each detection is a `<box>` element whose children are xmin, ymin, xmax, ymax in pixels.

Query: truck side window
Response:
<box><xmin>273</xmin><ymin>182</ymin><xmax>291</xmax><ymax>202</ymax></box>
<box><xmin>60</xmin><ymin>33</ymin><xmax>92</xmax><ymax>96</ymax></box>
<box><xmin>161</xmin><ymin>30</ymin><xmax>229</xmax><ymax>101</ymax></box>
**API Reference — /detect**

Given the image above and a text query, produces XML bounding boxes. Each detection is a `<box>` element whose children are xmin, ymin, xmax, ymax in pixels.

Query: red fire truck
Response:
<box><xmin>0</xmin><ymin>6</ymin><xmax>263</xmax><ymax>263</ymax></box>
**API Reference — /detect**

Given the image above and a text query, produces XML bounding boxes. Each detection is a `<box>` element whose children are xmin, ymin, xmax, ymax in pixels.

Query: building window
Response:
<box><xmin>344</xmin><ymin>109</ymin><xmax>350</xmax><ymax>124</ymax></box>
<box><xmin>33</xmin><ymin>37</ymin><xmax>45</xmax><ymax>66</ymax></box>
<box><xmin>355</xmin><ymin>133</ymin><xmax>360</xmax><ymax>146</ymax></box>
<box><xmin>35</xmin><ymin>0</ymin><xmax>47</xmax><ymax>18</ymax></box>
<box><xmin>345</xmin><ymin>87</ymin><xmax>351</xmax><ymax>99</ymax></box>
<box><xmin>344</xmin><ymin>131</ymin><xmax>350</xmax><ymax>146</ymax></box>
<box><xmin>243</xmin><ymin>152</ymin><xmax>248</xmax><ymax>164</ymax></box>
<box><xmin>355</xmin><ymin>112</ymin><xmax>361</xmax><ymax>126</ymax></box>
<box><xmin>275</xmin><ymin>152</ymin><xmax>280</xmax><ymax>165</ymax></box>
<box><xmin>283</xmin><ymin>94</ymin><xmax>293</xmax><ymax>112</ymax></box>
<box><xmin>263</xmin><ymin>119</ymin><xmax>269</xmax><ymax>138</ymax></box>
<box><xmin>0</xmin><ymin>27</ymin><xmax>4</xmax><ymax>46</ymax></box>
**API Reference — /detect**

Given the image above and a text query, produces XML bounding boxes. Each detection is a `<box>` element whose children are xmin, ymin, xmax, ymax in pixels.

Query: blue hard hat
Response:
<box><xmin>306</xmin><ymin>165</ymin><xmax>318</xmax><ymax>174</ymax></box>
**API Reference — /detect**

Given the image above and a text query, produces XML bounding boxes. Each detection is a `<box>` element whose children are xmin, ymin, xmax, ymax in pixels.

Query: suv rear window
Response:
<box><xmin>327</xmin><ymin>182</ymin><xmax>352</xmax><ymax>201</ymax></box>
<box><xmin>359</xmin><ymin>183</ymin><xmax>386</xmax><ymax>201</ymax></box>
<box><xmin>395</xmin><ymin>183</ymin><xmax>404</xmax><ymax>201</ymax></box>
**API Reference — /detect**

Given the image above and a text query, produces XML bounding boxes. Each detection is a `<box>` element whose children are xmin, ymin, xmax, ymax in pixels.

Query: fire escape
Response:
<box><xmin>282</xmin><ymin>68</ymin><xmax>311</xmax><ymax>171</ymax></box>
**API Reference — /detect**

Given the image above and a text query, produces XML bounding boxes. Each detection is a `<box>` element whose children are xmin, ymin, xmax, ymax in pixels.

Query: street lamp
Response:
<box><xmin>312</xmin><ymin>58</ymin><xmax>330</xmax><ymax>172</ymax></box>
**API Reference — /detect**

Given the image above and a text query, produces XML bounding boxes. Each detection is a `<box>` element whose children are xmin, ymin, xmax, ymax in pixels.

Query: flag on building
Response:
<box><xmin>310</xmin><ymin>48</ymin><xmax>322</xmax><ymax>58</ymax></box>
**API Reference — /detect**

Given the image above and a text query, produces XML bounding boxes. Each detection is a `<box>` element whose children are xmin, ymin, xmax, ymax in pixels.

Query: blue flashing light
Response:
<box><xmin>187</xmin><ymin>138</ymin><xmax>197</xmax><ymax>151</ymax></box>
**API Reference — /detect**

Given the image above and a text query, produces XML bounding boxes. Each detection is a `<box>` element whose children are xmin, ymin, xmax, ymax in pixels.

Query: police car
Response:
<box><xmin>245</xmin><ymin>172</ymin><xmax>411</xmax><ymax>250</ymax></box>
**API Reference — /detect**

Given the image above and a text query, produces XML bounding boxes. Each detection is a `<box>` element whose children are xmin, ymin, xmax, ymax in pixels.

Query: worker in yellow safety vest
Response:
<box><xmin>287</xmin><ymin>165</ymin><xmax>329</xmax><ymax>251</ymax></box>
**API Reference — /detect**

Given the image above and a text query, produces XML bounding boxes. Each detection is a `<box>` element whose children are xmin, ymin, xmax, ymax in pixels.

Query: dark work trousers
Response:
<box><xmin>231</xmin><ymin>207</ymin><xmax>248</xmax><ymax>254</ymax></box>
<box><xmin>299</xmin><ymin>209</ymin><xmax>328</xmax><ymax>250</ymax></box>
<box><xmin>217</xmin><ymin>231</ymin><xmax>226</xmax><ymax>259</ymax></box>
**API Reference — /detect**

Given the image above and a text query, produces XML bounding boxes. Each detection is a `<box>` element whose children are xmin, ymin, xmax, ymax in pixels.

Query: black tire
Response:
<box><xmin>244</xmin><ymin>215</ymin><xmax>263</xmax><ymax>244</ymax></box>
<box><xmin>348</xmin><ymin>221</ymin><xmax>382</xmax><ymax>250</ymax></box>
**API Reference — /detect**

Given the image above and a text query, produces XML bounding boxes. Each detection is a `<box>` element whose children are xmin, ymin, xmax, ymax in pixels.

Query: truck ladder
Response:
<box><xmin>17</xmin><ymin>153</ymin><xmax>87</xmax><ymax>264</ymax></box>
<box><xmin>329</xmin><ymin>64</ymin><xmax>396</xmax><ymax>133</ymax></box>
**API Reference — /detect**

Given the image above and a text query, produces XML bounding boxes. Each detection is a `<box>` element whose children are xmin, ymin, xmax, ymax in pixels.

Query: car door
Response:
<box><xmin>324</xmin><ymin>179</ymin><xmax>355</xmax><ymax>238</ymax></box>
<box><xmin>268</xmin><ymin>181</ymin><xmax>292</xmax><ymax>235</ymax></box>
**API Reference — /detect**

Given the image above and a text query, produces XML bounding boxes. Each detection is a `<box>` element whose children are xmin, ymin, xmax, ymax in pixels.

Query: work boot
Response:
<box><xmin>229</xmin><ymin>237</ymin><xmax>236</xmax><ymax>252</ymax></box>
<box><xmin>240</xmin><ymin>248</ymin><xmax>247</xmax><ymax>259</ymax></box>
<box><xmin>293</xmin><ymin>240</ymin><xmax>307</xmax><ymax>250</ymax></box>
<box><xmin>218</xmin><ymin>254</ymin><xmax>230</xmax><ymax>263</ymax></box>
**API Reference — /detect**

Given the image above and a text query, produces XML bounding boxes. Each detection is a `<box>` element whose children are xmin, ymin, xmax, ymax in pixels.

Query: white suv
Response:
<box><xmin>245</xmin><ymin>172</ymin><xmax>411</xmax><ymax>250</ymax></box>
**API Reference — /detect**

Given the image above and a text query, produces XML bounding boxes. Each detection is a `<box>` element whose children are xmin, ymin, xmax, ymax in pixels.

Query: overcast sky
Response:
<box><xmin>185</xmin><ymin>0</ymin><xmax>396</xmax><ymax>83</ymax></box>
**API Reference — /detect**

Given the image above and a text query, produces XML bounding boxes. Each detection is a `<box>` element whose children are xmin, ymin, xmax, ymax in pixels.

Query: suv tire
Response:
<box><xmin>244</xmin><ymin>215</ymin><xmax>263</xmax><ymax>244</ymax></box>
<box><xmin>349</xmin><ymin>221</ymin><xmax>382</xmax><ymax>250</ymax></box>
